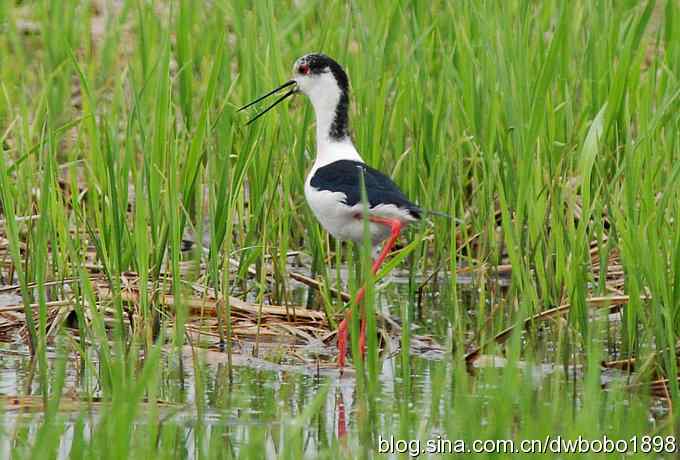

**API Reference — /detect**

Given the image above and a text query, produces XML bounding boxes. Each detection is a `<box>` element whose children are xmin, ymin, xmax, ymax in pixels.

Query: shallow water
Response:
<box><xmin>0</xmin><ymin>276</ymin><xmax>458</xmax><ymax>456</ymax></box>
<box><xmin>0</xmin><ymin>272</ymin><xmax>661</xmax><ymax>458</ymax></box>
<box><xmin>0</xmin><ymin>343</ymin><xmax>450</xmax><ymax>458</ymax></box>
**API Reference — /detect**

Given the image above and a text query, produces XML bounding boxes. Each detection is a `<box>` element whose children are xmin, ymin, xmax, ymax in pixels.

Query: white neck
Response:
<box><xmin>313</xmin><ymin>137</ymin><xmax>363</xmax><ymax>170</ymax></box>
<box><xmin>303</xmin><ymin>74</ymin><xmax>363</xmax><ymax>168</ymax></box>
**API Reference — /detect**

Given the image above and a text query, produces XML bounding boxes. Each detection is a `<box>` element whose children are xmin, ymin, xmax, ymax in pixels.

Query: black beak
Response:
<box><xmin>238</xmin><ymin>80</ymin><xmax>297</xmax><ymax>125</ymax></box>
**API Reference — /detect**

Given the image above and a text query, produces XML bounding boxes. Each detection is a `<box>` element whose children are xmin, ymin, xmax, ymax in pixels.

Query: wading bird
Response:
<box><xmin>239</xmin><ymin>53</ymin><xmax>422</xmax><ymax>370</ymax></box>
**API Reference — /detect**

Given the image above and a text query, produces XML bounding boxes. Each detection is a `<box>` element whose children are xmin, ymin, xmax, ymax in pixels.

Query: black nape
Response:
<box><xmin>302</xmin><ymin>53</ymin><xmax>351</xmax><ymax>141</ymax></box>
<box><xmin>330</xmin><ymin>90</ymin><xmax>349</xmax><ymax>141</ymax></box>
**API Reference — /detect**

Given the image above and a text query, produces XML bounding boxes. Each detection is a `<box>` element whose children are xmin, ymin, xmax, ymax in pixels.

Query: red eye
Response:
<box><xmin>298</xmin><ymin>64</ymin><xmax>310</xmax><ymax>75</ymax></box>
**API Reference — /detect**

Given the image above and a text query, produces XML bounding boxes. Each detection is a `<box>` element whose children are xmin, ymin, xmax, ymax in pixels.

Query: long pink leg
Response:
<box><xmin>337</xmin><ymin>217</ymin><xmax>403</xmax><ymax>370</ymax></box>
<box><xmin>337</xmin><ymin>392</ymin><xmax>347</xmax><ymax>439</ymax></box>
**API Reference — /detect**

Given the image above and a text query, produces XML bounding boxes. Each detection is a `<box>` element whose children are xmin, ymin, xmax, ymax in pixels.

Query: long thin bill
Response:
<box><xmin>244</xmin><ymin>88</ymin><xmax>297</xmax><ymax>125</ymax></box>
<box><xmin>238</xmin><ymin>80</ymin><xmax>297</xmax><ymax>112</ymax></box>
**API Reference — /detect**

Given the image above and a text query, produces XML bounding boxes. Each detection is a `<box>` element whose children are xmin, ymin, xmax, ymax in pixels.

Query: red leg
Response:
<box><xmin>337</xmin><ymin>303</ymin><xmax>367</xmax><ymax>371</ymax></box>
<box><xmin>337</xmin><ymin>217</ymin><xmax>403</xmax><ymax>370</ymax></box>
<box><xmin>336</xmin><ymin>392</ymin><xmax>347</xmax><ymax>439</ymax></box>
<box><xmin>337</xmin><ymin>314</ymin><xmax>349</xmax><ymax>369</ymax></box>
<box><xmin>359</xmin><ymin>318</ymin><xmax>367</xmax><ymax>356</ymax></box>
<box><xmin>368</xmin><ymin>217</ymin><xmax>403</xmax><ymax>275</ymax></box>
<box><xmin>337</xmin><ymin>287</ymin><xmax>366</xmax><ymax>370</ymax></box>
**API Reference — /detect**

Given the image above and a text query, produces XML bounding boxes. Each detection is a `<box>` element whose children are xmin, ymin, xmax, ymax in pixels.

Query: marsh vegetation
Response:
<box><xmin>0</xmin><ymin>0</ymin><xmax>679</xmax><ymax>458</ymax></box>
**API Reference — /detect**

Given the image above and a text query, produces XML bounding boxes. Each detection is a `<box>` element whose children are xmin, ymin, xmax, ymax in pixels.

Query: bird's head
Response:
<box><xmin>239</xmin><ymin>53</ymin><xmax>349</xmax><ymax>126</ymax></box>
<box><xmin>291</xmin><ymin>53</ymin><xmax>348</xmax><ymax>102</ymax></box>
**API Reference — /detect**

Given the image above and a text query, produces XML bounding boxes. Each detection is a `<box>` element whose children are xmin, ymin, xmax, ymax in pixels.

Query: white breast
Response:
<box><xmin>302</xmin><ymin>141</ymin><xmax>416</xmax><ymax>244</ymax></box>
<box><xmin>303</xmin><ymin>171</ymin><xmax>350</xmax><ymax>237</ymax></box>
<box><xmin>305</xmin><ymin>171</ymin><xmax>413</xmax><ymax>245</ymax></box>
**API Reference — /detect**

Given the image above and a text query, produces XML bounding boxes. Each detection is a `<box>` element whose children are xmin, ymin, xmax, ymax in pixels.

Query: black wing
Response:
<box><xmin>310</xmin><ymin>159</ymin><xmax>421</xmax><ymax>219</ymax></box>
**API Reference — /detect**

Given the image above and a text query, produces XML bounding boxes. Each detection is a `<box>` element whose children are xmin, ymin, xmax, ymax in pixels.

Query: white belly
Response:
<box><xmin>304</xmin><ymin>177</ymin><xmax>414</xmax><ymax>245</ymax></box>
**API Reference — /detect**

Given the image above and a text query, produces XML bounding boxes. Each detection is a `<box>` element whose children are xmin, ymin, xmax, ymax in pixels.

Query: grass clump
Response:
<box><xmin>0</xmin><ymin>0</ymin><xmax>678</xmax><ymax>458</ymax></box>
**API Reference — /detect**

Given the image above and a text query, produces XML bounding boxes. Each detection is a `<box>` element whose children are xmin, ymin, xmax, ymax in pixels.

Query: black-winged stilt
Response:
<box><xmin>239</xmin><ymin>53</ymin><xmax>421</xmax><ymax>370</ymax></box>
